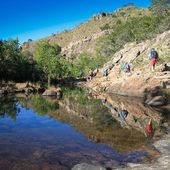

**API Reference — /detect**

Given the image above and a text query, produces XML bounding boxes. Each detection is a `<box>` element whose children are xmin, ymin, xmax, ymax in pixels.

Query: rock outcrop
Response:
<box><xmin>86</xmin><ymin>31</ymin><xmax>170</xmax><ymax>100</ymax></box>
<box><xmin>42</xmin><ymin>87</ymin><xmax>62</xmax><ymax>97</ymax></box>
<box><xmin>61</xmin><ymin>30</ymin><xmax>111</xmax><ymax>58</ymax></box>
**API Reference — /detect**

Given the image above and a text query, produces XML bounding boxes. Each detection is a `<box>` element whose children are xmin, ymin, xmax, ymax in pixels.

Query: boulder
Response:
<box><xmin>42</xmin><ymin>90</ymin><xmax>56</xmax><ymax>96</ymax></box>
<box><xmin>42</xmin><ymin>88</ymin><xmax>62</xmax><ymax>97</ymax></box>
<box><xmin>71</xmin><ymin>163</ymin><xmax>106</xmax><ymax>170</ymax></box>
<box><xmin>15</xmin><ymin>83</ymin><xmax>40</xmax><ymax>94</ymax></box>
<box><xmin>145</xmin><ymin>96</ymin><xmax>167</xmax><ymax>106</ymax></box>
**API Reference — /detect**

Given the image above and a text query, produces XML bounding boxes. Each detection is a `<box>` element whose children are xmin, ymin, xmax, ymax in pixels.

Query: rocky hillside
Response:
<box><xmin>22</xmin><ymin>5</ymin><xmax>150</xmax><ymax>58</ymax></box>
<box><xmin>86</xmin><ymin>30</ymin><xmax>170</xmax><ymax>98</ymax></box>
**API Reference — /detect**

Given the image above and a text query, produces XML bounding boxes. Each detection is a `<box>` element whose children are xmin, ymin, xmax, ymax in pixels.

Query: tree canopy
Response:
<box><xmin>0</xmin><ymin>39</ymin><xmax>33</xmax><ymax>82</ymax></box>
<box><xmin>35</xmin><ymin>40</ymin><xmax>70</xmax><ymax>86</ymax></box>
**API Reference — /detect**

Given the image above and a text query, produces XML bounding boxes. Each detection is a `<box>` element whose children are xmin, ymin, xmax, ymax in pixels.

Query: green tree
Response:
<box><xmin>0</xmin><ymin>39</ymin><xmax>23</xmax><ymax>81</ymax></box>
<box><xmin>35</xmin><ymin>40</ymin><xmax>62</xmax><ymax>87</ymax></box>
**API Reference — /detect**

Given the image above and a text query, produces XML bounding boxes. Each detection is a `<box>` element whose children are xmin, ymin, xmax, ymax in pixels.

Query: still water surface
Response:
<box><xmin>0</xmin><ymin>88</ymin><xmax>165</xmax><ymax>170</ymax></box>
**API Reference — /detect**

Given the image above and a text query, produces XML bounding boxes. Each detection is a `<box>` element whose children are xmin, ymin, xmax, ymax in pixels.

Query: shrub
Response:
<box><xmin>100</xmin><ymin>23</ymin><xmax>110</xmax><ymax>31</ymax></box>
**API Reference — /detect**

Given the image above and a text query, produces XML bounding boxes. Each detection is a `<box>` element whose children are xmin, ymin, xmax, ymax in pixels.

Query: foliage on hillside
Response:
<box><xmin>69</xmin><ymin>53</ymin><xmax>109</xmax><ymax>77</ymax></box>
<box><xmin>97</xmin><ymin>6</ymin><xmax>170</xmax><ymax>59</ymax></box>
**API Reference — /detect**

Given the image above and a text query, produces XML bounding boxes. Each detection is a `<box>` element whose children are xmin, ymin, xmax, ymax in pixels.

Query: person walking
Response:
<box><xmin>149</xmin><ymin>48</ymin><xmax>159</xmax><ymax>71</ymax></box>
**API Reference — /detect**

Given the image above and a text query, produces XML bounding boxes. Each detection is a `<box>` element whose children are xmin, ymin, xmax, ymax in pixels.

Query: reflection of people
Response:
<box><xmin>119</xmin><ymin>110</ymin><xmax>128</xmax><ymax>120</ymax></box>
<box><xmin>145</xmin><ymin>119</ymin><xmax>154</xmax><ymax>138</ymax></box>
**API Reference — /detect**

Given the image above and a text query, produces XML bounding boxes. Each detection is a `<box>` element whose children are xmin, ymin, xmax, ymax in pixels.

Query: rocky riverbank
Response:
<box><xmin>0</xmin><ymin>82</ymin><xmax>63</xmax><ymax>97</ymax></box>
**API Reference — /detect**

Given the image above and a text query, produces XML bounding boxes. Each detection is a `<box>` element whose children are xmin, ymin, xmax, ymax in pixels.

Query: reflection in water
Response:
<box><xmin>0</xmin><ymin>88</ymin><xmax>168</xmax><ymax>170</ymax></box>
<box><xmin>98</xmin><ymin>94</ymin><xmax>164</xmax><ymax>138</ymax></box>
<box><xmin>0</xmin><ymin>96</ymin><xmax>20</xmax><ymax>120</ymax></box>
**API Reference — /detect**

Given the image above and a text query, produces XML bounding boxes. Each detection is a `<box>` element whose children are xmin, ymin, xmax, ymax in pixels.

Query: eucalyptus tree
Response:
<box><xmin>35</xmin><ymin>40</ymin><xmax>63</xmax><ymax>87</ymax></box>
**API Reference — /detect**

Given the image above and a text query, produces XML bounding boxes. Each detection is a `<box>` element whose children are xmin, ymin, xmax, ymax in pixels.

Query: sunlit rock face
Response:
<box><xmin>86</xmin><ymin>31</ymin><xmax>170</xmax><ymax>98</ymax></box>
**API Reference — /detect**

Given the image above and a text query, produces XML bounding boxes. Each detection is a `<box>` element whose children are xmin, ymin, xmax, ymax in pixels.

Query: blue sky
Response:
<box><xmin>0</xmin><ymin>0</ymin><xmax>151</xmax><ymax>43</ymax></box>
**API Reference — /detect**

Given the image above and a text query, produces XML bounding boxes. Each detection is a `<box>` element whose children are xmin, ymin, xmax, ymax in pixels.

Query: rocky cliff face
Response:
<box><xmin>61</xmin><ymin>30</ymin><xmax>111</xmax><ymax>58</ymax></box>
<box><xmin>86</xmin><ymin>30</ymin><xmax>170</xmax><ymax>97</ymax></box>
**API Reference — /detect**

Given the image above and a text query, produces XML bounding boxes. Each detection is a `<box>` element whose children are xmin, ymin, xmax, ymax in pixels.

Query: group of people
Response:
<box><xmin>121</xmin><ymin>48</ymin><xmax>159</xmax><ymax>73</ymax></box>
<box><xmin>105</xmin><ymin>48</ymin><xmax>167</xmax><ymax>76</ymax></box>
<box><xmin>87</xmin><ymin>48</ymin><xmax>168</xmax><ymax>81</ymax></box>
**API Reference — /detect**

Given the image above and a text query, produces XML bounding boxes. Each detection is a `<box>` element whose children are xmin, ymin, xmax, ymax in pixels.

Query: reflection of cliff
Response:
<box><xmin>44</xmin><ymin>91</ymin><xmax>151</xmax><ymax>153</ymax></box>
<box><xmin>48</xmin><ymin>104</ymin><xmax>148</xmax><ymax>153</ymax></box>
<box><xmin>98</xmin><ymin>94</ymin><xmax>164</xmax><ymax>135</ymax></box>
<box><xmin>16</xmin><ymin>91</ymin><xmax>165</xmax><ymax>153</ymax></box>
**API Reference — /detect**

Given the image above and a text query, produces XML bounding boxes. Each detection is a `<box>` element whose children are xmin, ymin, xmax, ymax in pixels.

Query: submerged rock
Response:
<box><xmin>71</xmin><ymin>163</ymin><xmax>106</xmax><ymax>170</ymax></box>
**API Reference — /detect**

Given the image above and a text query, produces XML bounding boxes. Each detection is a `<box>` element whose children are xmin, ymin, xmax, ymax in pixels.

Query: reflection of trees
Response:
<box><xmin>31</xmin><ymin>95</ymin><xmax>59</xmax><ymax>116</ymax></box>
<box><xmin>0</xmin><ymin>96</ymin><xmax>20</xmax><ymax>120</ymax></box>
<box><xmin>47</xmin><ymin>87</ymin><xmax>148</xmax><ymax>152</ymax></box>
<box><xmin>13</xmin><ymin>88</ymin><xmax>165</xmax><ymax>152</ymax></box>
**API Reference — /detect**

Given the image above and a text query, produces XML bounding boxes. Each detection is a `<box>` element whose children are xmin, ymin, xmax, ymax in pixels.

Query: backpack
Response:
<box><xmin>150</xmin><ymin>50</ymin><xmax>158</xmax><ymax>59</ymax></box>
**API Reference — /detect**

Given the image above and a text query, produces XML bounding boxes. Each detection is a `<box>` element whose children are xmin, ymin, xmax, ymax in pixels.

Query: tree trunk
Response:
<box><xmin>48</xmin><ymin>75</ymin><xmax>51</xmax><ymax>88</ymax></box>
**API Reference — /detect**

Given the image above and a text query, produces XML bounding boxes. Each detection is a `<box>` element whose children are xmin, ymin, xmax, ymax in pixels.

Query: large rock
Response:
<box><xmin>71</xmin><ymin>163</ymin><xmax>106</xmax><ymax>170</ymax></box>
<box><xmin>42</xmin><ymin>88</ymin><xmax>62</xmax><ymax>97</ymax></box>
<box><xmin>15</xmin><ymin>83</ymin><xmax>38</xmax><ymax>94</ymax></box>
